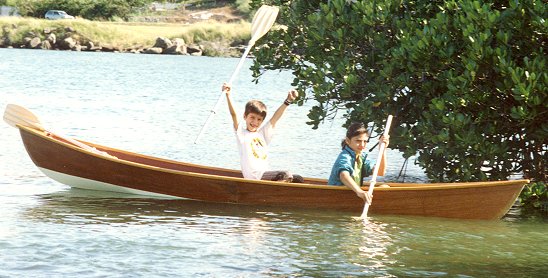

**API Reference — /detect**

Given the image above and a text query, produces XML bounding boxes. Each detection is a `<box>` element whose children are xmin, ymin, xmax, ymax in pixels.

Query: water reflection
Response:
<box><xmin>26</xmin><ymin>189</ymin><xmax>278</xmax><ymax>227</ymax></box>
<box><xmin>340</xmin><ymin>218</ymin><xmax>397</xmax><ymax>277</ymax></box>
<box><xmin>14</xmin><ymin>188</ymin><xmax>548</xmax><ymax>277</ymax></box>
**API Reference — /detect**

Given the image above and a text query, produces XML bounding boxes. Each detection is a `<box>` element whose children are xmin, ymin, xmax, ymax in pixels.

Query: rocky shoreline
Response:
<box><xmin>0</xmin><ymin>24</ymin><xmax>245</xmax><ymax>57</ymax></box>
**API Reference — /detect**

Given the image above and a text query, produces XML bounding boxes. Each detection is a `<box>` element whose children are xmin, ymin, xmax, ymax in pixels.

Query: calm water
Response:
<box><xmin>0</xmin><ymin>48</ymin><xmax>546</xmax><ymax>277</ymax></box>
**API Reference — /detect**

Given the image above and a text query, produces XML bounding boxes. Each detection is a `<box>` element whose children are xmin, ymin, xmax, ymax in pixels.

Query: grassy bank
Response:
<box><xmin>0</xmin><ymin>17</ymin><xmax>251</xmax><ymax>52</ymax></box>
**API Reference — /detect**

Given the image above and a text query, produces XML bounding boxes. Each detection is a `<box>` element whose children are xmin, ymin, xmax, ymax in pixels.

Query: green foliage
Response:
<box><xmin>519</xmin><ymin>182</ymin><xmax>548</xmax><ymax>212</ymax></box>
<box><xmin>235</xmin><ymin>0</ymin><xmax>251</xmax><ymax>14</ymax></box>
<box><xmin>251</xmin><ymin>0</ymin><xmax>547</xmax><ymax>185</ymax></box>
<box><xmin>12</xmin><ymin>0</ymin><xmax>154</xmax><ymax>20</ymax></box>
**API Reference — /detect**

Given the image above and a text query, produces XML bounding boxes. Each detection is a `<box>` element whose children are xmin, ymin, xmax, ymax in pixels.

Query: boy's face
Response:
<box><xmin>345</xmin><ymin>133</ymin><xmax>368</xmax><ymax>155</ymax></box>
<box><xmin>243</xmin><ymin>112</ymin><xmax>264</xmax><ymax>132</ymax></box>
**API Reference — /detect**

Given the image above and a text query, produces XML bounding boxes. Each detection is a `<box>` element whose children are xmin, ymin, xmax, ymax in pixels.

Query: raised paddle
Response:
<box><xmin>3</xmin><ymin>104</ymin><xmax>113</xmax><ymax>157</ymax></box>
<box><xmin>194</xmin><ymin>5</ymin><xmax>279</xmax><ymax>144</ymax></box>
<box><xmin>361</xmin><ymin>115</ymin><xmax>393</xmax><ymax>218</ymax></box>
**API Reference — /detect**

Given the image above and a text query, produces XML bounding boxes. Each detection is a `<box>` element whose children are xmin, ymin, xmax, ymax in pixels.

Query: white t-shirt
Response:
<box><xmin>235</xmin><ymin>121</ymin><xmax>273</xmax><ymax>179</ymax></box>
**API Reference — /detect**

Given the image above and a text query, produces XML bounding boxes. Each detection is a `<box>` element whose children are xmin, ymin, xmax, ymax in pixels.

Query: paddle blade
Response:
<box><xmin>3</xmin><ymin>104</ymin><xmax>45</xmax><ymax>131</ymax></box>
<box><xmin>193</xmin><ymin>5</ymin><xmax>279</xmax><ymax>145</ymax></box>
<box><xmin>249</xmin><ymin>5</ymin><xmax>279</xmax><ymax>44</ymax></box>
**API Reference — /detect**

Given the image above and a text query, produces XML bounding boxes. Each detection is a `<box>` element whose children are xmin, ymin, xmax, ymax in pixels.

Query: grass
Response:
<box><xmin>0</xmin><ymin>17</ymin><xmax>251</xmax><ymax>49</ymax></box>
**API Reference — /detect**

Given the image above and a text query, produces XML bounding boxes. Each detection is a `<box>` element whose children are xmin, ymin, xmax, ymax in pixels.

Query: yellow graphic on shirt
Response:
<box><xmin>250</xmin><ymin>137</ymin><xmax>267</xmax><ymax>160</ymax></box>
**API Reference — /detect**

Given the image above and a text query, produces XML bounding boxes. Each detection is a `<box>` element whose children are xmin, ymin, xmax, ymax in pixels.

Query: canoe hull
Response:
<box><xmin>18</xmin><ymin>126</ymin><xmax>528</xmax><ymax>220</ymax></box>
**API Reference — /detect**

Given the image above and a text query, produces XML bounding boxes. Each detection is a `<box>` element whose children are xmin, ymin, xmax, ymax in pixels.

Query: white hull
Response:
<box><xmin>39</xmin><ymin>167</ymin><xmax>179</xmax><ymax>199</ymax></box>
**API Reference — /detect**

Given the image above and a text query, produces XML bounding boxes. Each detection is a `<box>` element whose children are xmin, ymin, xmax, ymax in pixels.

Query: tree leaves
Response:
<box><xmin>251</xmin><ymin>0</ymin><xmax>546</xmax><ymax>182</ymax></box>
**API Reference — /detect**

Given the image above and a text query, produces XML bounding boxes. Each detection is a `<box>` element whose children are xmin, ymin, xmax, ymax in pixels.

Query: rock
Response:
<box><xmin>144</xmin><ymin>47</ymin><xmax>163</xmax><ymax>54</ymax></box>
<box><xmin>0</xmin><ymin>22</ymin><xmax>238</xmax><ymax>57</ymax></box>
<box><xmin>97</xmin><ymin>44</ymin><xmax>122</xmax><ymax>52</ymax></box>
<box><xmin>164</xmin><ymin>45</ymin><xmax>187</xmax><ymax>55</ymax></box>
<box><xmin>2</xmin><ymin>37</ymin><xmax>11</xmax><ymax>47</ymax></box>
<box><xmin>187</xmin><ymin>44</ymin><xmax>202</xmax><ymax>56</ymax></box>
<box><xmin>173</xmin><ymin>38</ymin><xmax>185</xmax><ymax>46</ymax></box>
<box><xmin>22</xmin><ymin>37</ymin><xmax>31</xmax><ymax>48</ymax></box>
<box><xmin>59</xmin><ymin>37</ymin><xmax>76</xmax><ymax>50</ymax></box>
<box><xmin>152</xmin><ymin>37</ymin><xmax>172</xmax><ymax>49</ymax></box>
<box><xmin>164</xmin><ymin>38</ymin><xmax>187</xmax><ymax>55</ymax></box>
<box><xmin>85</xmin><ymin>41</ymin><xmax>101</xmax><ymax>51</ymax></box>
<box><xmin>28</xmin><ymin>37</ymin><xmax>41</xmax><ymax>49</ymax></box>
<box><xmin>100</xmin><ymin>44</ymin><xmax>119</xmax><ymax>52</ymax></box>
<box><xmin>46</xmin><ymin>33</ymin><xmax>56</xmax><ymax>45</ymax></box>
<box><xmin>40</xmin><ymin>40</ymin><xmax>52</xmax><ymax>50</ymax></box>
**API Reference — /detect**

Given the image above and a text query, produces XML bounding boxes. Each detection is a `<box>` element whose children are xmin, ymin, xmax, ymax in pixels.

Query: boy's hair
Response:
<box><xmin>341</xmin><ymin>122</ymin><xmax>369</xmax><ymax>149</ymax></box>
<box><xmin>244</xmin><ymin>100</ymin><xmax>267</xmax><ymax>118</ymax></box>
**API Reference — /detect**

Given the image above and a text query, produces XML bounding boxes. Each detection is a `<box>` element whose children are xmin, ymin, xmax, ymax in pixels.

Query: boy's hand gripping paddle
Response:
<box><xmin>361</xmin><ymin>115</ymin><xmax>393</xmax><ymax>218</ymax></box>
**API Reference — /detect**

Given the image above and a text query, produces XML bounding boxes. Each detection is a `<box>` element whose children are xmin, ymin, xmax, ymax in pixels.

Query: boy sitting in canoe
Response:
<box><xmin>328</xmin><ymin>122</ymin><xmax>390</xmax><ymax>203</ymax></box>
<box><xmin>223</xmin><ymin>83</ymin><xmax>303</xmax><ymax>183</ymax></box>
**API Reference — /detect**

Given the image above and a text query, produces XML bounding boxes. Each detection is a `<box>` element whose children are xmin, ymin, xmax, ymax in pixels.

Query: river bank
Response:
<box><xmin>0</xmin><ymin>16</ymin><xmax>250</xmax><ymax>57</ymax></box>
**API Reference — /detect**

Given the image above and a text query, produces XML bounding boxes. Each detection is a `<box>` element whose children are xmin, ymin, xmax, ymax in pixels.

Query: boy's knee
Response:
<box><xmin>272</xmin><ymin>171</ymin><xmax>291</xmax><ymax>182</ymax></box>
<box><xmin>291</xmin><ymin>174</ymin><xmax>304</xmax><ymax>183</ymax></box>
<box><xmin>271</xmin><ymin>172</ymin><xmax>304</xmax><ymax>183</ymax></box>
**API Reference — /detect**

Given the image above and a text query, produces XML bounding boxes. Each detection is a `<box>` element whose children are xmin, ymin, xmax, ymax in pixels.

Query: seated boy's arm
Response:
<box><xmin>270</xmin><ymin>89</ymin><xmax>298</xmax><ymax>128</ymax></box>
<box><xmin>340</xmin><ymin>171</ymin><xmax>372</xmax><ymax>204</ymax></box>
<box><xmin>376</xmin><ymin>135</ymin><xmax>390</xmax><ymax>176</ymax></box>
<box><xmin>377</xmin><ymin>152</ymin><xmax>387</xmax><ymax>176</ymax></box>
<box><xmin>223</xmin><ymin>83</ymin><xmax>239</xmax><ymax>131</ymax></box>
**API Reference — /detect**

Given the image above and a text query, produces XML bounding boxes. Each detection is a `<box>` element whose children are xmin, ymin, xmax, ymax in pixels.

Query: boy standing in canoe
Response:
<box><xmin>223</xmin><ymin>83</ymin><xmax>303</xmax><ymax>182</ymax></box>
<box><xmin>328</xmin><ymin>122</ymin><xmax>390</xmax><ymax>203</ymax></box>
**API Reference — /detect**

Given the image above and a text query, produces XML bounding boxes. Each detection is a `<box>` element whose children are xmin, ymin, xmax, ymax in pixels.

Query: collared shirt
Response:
<box><xmin>328</xmin><ymin>145</ymin><xmax>373</xmax><ymax>186</ymax></box>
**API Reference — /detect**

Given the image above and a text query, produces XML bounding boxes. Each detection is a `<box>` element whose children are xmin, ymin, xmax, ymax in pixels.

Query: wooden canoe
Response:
<box><xmin>15</xmin><ymin>125</ymin><xmax>528</xmax><ymax>220</ymax></box>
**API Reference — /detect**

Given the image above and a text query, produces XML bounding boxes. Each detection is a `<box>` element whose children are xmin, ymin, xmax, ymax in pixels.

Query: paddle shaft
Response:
<box><xmin>361</xmin><ymin>115</ymin><xmax>393</xmax><ymax>218</ymax></box>
<box><xmin>193</xmin><ymin>44</ymin><xmax>254</xmax><ymax>144</ymax></box>
<box><xmin>4</xmin><ymin>104</ymin><xmax>112</xmax><ymax>157</ymax></box>
<box><xmin>46</xmin><ymin>130</ymin><xmax>110</xmax><ymax>155</ymax></box>
<box><xmin>193</xmin><ymin>5</ymin><xmax>279</xmax><ymax>144</ymax></box>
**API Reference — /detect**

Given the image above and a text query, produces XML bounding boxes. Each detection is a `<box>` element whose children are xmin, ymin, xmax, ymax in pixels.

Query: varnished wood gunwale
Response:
<box><xmin>17</xmin><ymin>125</ymin><xmax>529</xmax><ymax>219</ymax></box>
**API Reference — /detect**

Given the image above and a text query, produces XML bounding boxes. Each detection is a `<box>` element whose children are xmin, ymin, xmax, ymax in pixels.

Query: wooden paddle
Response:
<box><xmin>194</xmin><ymin>5</ymin><xmax>280</xmax><ymax>144</ymax></box>
<box><xmin>3</xmin><ymin>104</ymin><xmax>113</xmax><ymax>157</ymax></box>
<box><xmin>361</xmin><ymin>115</ymin><xmax>393</xmax><ymax>218</ymax></box>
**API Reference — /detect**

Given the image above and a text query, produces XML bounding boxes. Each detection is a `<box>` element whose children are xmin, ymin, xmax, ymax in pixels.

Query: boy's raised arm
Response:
<box><xmin>223</xmin><ymin>83</ymin><xmax>239</xmax><ymax>131</ymax></box>
<box><xmin>270</xmin><ymin>89</ymin><xmax>298</xmax><ymax>128</ymax></box>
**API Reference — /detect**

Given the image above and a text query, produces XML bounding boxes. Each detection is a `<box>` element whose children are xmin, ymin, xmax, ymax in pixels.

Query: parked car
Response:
<box><xmin>45</xmin><ymin>10</ymin><xmax>74</xmax><ymax>20</ymax></box>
